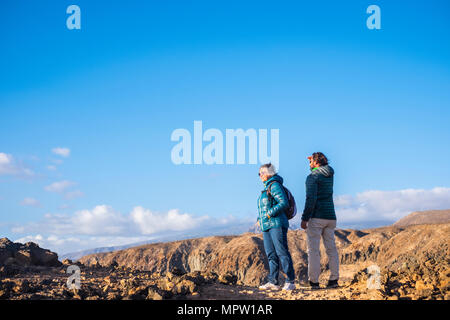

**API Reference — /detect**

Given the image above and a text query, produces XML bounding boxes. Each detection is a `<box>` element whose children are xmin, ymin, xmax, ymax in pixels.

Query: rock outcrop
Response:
<box><xmin>0</xmin><ymin>238</ymin><xmax>61</xmax><ymax>268</ymax></box>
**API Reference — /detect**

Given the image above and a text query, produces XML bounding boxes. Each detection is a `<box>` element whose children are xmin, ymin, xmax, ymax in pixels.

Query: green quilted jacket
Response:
<box><xmin>301</xmin><ymin>165</ymin><xmax>336</xmax><ymax>221</ymax></box>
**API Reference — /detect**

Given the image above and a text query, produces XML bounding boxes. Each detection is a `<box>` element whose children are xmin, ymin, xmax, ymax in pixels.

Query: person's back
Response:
<box><xmin>301</xmin><ymin>152</ymin><xmax>339</xmax><ymax>289</ymax></box>
<box><xmin>304</xmin><ymin>164</ymin><xmax>336</xmax><ymax>221</ymax></box>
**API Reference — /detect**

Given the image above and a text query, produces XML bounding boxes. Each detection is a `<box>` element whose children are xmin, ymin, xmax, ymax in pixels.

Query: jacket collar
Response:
<box><xmin>263</xmin><ymin>174</ymin><xmax>283</xmax><ymax>187</ymax></box>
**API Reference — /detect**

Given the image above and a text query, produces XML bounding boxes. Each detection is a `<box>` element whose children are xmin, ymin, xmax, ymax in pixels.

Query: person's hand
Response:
<box><xmin>301</xmin><ymin>220</ymin><xmax>308</xmax><ymax>230</ymax></box>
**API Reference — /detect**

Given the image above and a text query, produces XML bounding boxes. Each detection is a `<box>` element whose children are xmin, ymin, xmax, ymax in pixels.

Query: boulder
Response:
<box><xmin>0</xmin><ymin>238</ymin><xmax>61</xmax><ymax>267</ymax></box>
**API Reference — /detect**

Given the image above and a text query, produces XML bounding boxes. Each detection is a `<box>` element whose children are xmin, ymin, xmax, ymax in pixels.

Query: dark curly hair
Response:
<box><xmin>311</xmin><ymin>152</ymin><xmax>328</xmax><ymax>166</ymax></box>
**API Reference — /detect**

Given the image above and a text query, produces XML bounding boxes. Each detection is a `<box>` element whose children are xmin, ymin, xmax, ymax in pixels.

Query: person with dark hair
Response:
<box><xmin>300</xmin><ymin>152</ymin><xmax>339</xmax><ymax>289</ymax></box>
<box><xmin>257</xmin><ymin>163</ymin><xmax>296</xmax><ymax>291</ymax></box>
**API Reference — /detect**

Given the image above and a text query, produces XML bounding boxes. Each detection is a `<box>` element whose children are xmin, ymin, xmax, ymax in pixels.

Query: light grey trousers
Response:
<box><xmin>306</xmin><ymin>218</ymin><xmax>339</xmax><ymax>283</ymax></box>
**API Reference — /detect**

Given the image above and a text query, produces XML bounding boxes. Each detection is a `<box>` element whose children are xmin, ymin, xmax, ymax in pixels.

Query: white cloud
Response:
<box><xmin>0</xmin><ymin>153</ymin><xmax>13</xmax><ymax>169</ymax></box>
<box><xmin>72</xmin><ymin>205</ymin><xmax>128</xmax><ymax>235</ymax></box>
<box><xmin>10</xmin><ymin>204</ymin><xmax>253</xmax><ymax>254</ymax></box>
<box><xmin>0</xmin><ymin>152</ymin><xmax>34</xmax><ymax>177</ymax></box>
<box><xmin>47</xmin><ymin>165</ymin><xmax>57</xmax><ymax>171</ymax></box>
<box><xmin>9</xmin><ymin>206</ymin><xmax>131</xmax><ymax>237</ymax></box>
<box><xmin>335</xmin><ymin>187</ymin><xmax>450</xmax><ymax>225</ymax></box>
<box><xmin>13</xmin><ymin>205</ymin><xmax>215</xmax><ymax>237</ymax></box>
<box><xmin>44</xmin><ymin>180</ymin><xmax>75</xmax><ymax>193</ymax></box>
<box><xmin>130</xmin><ymin>207</ymin><xmax>209</xmax><ymax>235</ymax></box>
<box><xmin>20</xmin><ymin>197</ymin><xmax>41</xmax><ymax>208</ymax></box>
<box><xmin>51</xmin><ymin>147</ymin><xmax>71</xmax><ymax>158</ymax></box>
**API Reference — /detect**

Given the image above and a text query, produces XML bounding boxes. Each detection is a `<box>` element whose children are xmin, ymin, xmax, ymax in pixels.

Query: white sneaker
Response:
<box><xmin>282</xmin><ymin>282</ymin><xmax>296</xmax><ymax>291</ymax></box>
<box><xmin>259</xmin><ymin>282</ymin><xmax>280</xmax><ymax>290</ymax></box>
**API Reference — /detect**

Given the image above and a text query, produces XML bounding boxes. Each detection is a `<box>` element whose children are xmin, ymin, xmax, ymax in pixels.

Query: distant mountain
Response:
<box><xmin>393</xmin><ymin>209</ymin><xmax>450</xmax><ymax>227</ymax></box>
<box><xmin>60</xmin><ymin>222</ymin><xmax>253</xmax><ymax>261</ymax></box>
<box><xmin>60</xmin><ymin>244</ymin><xmax>141</xmax><ymax>261</ymax></box>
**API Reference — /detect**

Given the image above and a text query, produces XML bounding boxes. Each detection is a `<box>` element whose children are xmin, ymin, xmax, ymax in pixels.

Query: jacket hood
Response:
<box><xmin>264</xmin><ymin>174</ymin><xmax>283</xmax><ymax>187</ymax></box>
<box><xmin>313</xmin><ymin>165</ymin><xmax>334</xmax><ymax>177</ymax></box>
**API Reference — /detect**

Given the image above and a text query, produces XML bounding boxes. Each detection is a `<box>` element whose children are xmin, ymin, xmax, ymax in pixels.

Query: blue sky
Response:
<box><xmin>1</xmin><ymin>1</ymin><xmax>450</xmax><ymax>254</ymax></box>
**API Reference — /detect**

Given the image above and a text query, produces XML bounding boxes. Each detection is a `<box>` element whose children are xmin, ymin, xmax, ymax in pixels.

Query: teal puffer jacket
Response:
<box><xmin>257</xmin><ymin>174</ymin><xmax>290</xmax><ymax>232</ymax></box>
<box><xmin>301</xmin><ymin>165</ymin><xmax>336</xmax><ymax>221</ymax></box>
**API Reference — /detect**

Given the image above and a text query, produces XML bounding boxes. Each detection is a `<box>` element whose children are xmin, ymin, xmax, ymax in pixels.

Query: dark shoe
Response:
<box><xmin>326</xmin><ymin>279</ymin><xmax>339</xmax><ymax>288</ymax></box>
<box><xmin>299</xmin><ymin>281</ymin><xmax>320</xmax><ymax>290</ymax></box>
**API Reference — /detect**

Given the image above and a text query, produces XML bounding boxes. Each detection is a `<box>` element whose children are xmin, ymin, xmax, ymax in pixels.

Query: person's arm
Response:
<box><xmin>301</xmin><ymin>174</ymin><xmax>318</xmax><ymax>221</ymax></box>
<box><xmin>267</xmin><ymin>182</ymin><xmax>289</xmax><ymax>218</ymax></box>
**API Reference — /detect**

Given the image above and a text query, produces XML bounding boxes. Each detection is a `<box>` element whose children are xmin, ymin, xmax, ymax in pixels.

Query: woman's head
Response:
<box><xmin>259</xmin><ymin>163</ymin><xmax>276</xmax><ymax>182</ymax></box>
<box><xmin>307</xmin><ymin>152</ymin><xmax>328</xmax><ymax>169</ymax></box>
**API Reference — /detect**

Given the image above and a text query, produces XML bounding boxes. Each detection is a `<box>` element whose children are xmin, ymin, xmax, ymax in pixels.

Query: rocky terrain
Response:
<box><xmin>0</xmin><ymin>211</ymin><xmax>449</xmax><ymax>300</ymax></box>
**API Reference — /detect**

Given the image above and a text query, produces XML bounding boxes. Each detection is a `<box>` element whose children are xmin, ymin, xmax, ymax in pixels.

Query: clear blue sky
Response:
<box><xmin>1</xmin><ymin>1</ymin><xmax>449</xmax><ymax>253</ymax></box>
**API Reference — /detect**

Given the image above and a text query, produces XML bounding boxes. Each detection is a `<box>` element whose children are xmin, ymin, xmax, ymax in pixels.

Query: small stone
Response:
<box><xmin>146</xmin><ymin>288</ymin><xmax>163</xmax><ymax>300</ymax></box>
<box><xmin>218</xmin><ymin>273</ymin><xmax>237</xmax><ymax>285</ymax></box>
<box><xmin>106</xmin><ymin>292</ymin><xmax>121</xmax><ymax>300</ymax></box>
<box><xmin>173</xmin><ymin>280</ymin><xmax>197</xmax><ymax>295</ymax></box>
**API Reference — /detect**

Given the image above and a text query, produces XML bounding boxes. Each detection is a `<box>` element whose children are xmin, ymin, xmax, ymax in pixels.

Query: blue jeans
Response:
<box><xmin>262</xmin><ymin>227</ymin><xmax>295</xmax><ymax>284</ymax></box>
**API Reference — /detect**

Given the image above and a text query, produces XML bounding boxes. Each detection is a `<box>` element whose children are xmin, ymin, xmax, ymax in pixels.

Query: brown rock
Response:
<box><xmin>127</xmin><ymin>285</ymin><xmax>148</xmax><ymax>296</ymax></box>
<box><xmin>0</xmin><ymin>238</ymin><xmax>61</xmax><ymax>267</ymax></box>
<box><xmin>173</xmin><ymin>279</ymin><xmax>197</xmax><ymax>295</ymax></box>
<box><xmin>106</xmin><ymin>292</ymin><xmax>121</xmax><ymax>300</ymax></box>
<box><xmin>146</xmin><ymin>288</ymin><xmax>163</xmax><ymax>300</ymax></box>
<box><xmin>12</xmin><ymin>280</ymin><xmax>30</xmax><ymax>294</ymax></box>
<box><xmin>157</xmin><ymin>278</ymin><xmax>175</xmax><ymax>292</ymax></box>
<box><xmin>0</xmin><ymin>289</ymin><xmax>8</xmax><ymax>299</ymax></box>
<box><xmin>218</xmin><ymin>272</ymin><xmax>237</xmax><ymax>285</ymax></box>
<box><xmin>15</xmin><ymin>251</ymin><xmax>32</xmax><ymax>266</ymax></box>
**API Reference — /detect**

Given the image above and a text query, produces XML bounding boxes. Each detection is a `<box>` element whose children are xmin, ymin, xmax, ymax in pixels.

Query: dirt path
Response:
<box><xmin>185</xmin><ymin>281</ymin><xmax>384</xmax><ymax>300</ymax></box>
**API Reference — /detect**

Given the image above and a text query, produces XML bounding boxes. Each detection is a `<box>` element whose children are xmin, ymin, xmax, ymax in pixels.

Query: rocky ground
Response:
<box><xmin>0</xmin><ymin>260</ymin><xmax>448</xmax><ymax>300</ymax></box>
